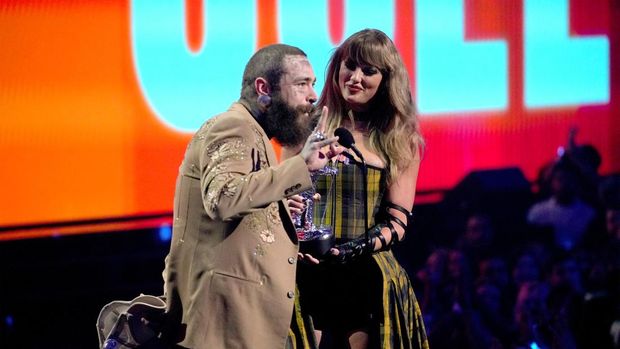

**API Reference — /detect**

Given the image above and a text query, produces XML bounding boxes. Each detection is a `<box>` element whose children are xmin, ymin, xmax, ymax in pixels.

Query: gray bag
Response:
<box><xmin>96</xmin><ymin>294</ymin><xmax>167</xmax><ymax>349</ymax></box>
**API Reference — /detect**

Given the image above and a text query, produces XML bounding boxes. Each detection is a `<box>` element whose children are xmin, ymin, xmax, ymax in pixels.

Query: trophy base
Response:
<box><xmin>298</xmin><ymin>228</ymin><xmax>335</xmax><ymax>257</ymax></box>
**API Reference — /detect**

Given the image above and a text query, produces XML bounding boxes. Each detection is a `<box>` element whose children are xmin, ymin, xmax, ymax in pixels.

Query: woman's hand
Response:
<box><xmin>297</xmin><ymin>253</ymin><xmax>321</xmax><ymax>265</ymax></box>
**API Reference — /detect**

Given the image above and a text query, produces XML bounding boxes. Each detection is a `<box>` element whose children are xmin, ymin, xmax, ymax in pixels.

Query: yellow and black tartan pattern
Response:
<box><xmin>287</xmin><ymin>285</ymin><xmax>318</xmax><ymax>349</ymax></box>
<box><xmin>373</xmin><ymin>250</ymin><xmax>429</xmax><ymax>349</ymax></box>
<box><xmin>297</xmin><ymin>160</ymin><xmax>429</xmax><ymax>349</ymax></box>
<box><xmin>312</xmin><ymin>161</ymin><xmax>386</xmax><ymax>239</ymax></box>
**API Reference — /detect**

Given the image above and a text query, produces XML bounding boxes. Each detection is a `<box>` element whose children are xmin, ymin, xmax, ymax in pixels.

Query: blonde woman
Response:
<box><xmin>295</xmin><ymin>29</ymin><xmax>429</xmax><ymax>349</ymax></box>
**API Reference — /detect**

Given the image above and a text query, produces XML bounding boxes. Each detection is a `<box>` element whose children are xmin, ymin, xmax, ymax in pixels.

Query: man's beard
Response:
<box><xmin>262</xmin><ymin>94</ymin><xmax>317</xmax><ymax>147</ymax></box>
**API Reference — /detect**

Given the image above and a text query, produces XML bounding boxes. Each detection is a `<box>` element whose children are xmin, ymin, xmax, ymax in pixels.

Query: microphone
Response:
<box><xmin>334</xmin><ymin>127</ymin><xmax>364</xmax><ymax>162</ymax></box>
<box><xmin>334</xmin><ymin>127</ymin><xmax>369</xmax><ymax>232</ymax></box>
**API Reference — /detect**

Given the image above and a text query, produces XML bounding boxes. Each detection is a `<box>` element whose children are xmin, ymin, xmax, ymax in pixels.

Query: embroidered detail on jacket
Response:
<box><xmin>266</xmin><ymin>203</ymin><xmax>281</xmax><ymax>225</ymax></box>
<box><xmin>245</xmin><ymin>202</ymin><xmax>282</xmax><ymax>257</ymax></box>
<box><xmin>251</xmin><ymin>126</ymin><xmax>269</xmax><ymax>169</ymax></box>
<box><xmin>203</xmin><ymin>137</ymin><xmax>250</xmax><ymax>212</ymax></box>
<box><xmin>207</xmin><ymin>138</ymin><xmax>247</xmax><ymax>163</ymax></box>
<box><xmin>192</xmin><ymin>118</ymin><xmax>216</xmax><ymax>142</ymax></box>
<box><xmin>222</xmin><ymin>178</ymin><xmax>241</xmax><ymax>198</ymax></box>
<box><xmin>246</xmin><ymin>210</ymin><xmax>265</xmax><ymax>233</ymax></box>
<box><xmin>205</xmin><ymin>172</ymin><xmax>236</xmax><ymax>212</ymax></box>
<box><xmin>254</xmin><ymin>243</ymin><xmax>266</xmax><ymax>257</ymax></box>
<box><xmin>260</xmin><ymin>230</ymin><xmax>275</xmax><ymax>243</ymax></box>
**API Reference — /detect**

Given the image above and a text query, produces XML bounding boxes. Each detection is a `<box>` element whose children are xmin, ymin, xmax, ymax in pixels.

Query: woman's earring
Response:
<box><xmin>257</xmin><ymin>95</ymin><xmax>272</xmax><ymax>108</ymax></box>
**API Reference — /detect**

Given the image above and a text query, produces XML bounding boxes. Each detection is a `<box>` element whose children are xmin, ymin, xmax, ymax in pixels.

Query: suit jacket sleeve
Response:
<box><xmin>198</xmin><ymin>113</ymin><xmax>313</xmax><ymax>221</ymax></box>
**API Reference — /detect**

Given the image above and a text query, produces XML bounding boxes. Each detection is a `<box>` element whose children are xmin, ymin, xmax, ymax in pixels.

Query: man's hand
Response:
<box><xmin>300</xmin><ymin>106</ymin><xmax>339</xmax><ymax>171</ymax></box>
<box><xmin>287</xmin><ymin>194</ymin><xmax>306</xmax><ymax>216</ymax></box>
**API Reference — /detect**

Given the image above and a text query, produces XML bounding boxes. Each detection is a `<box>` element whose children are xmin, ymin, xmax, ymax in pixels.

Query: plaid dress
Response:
<box><xmin>290</xmin><ymin>160</ymin><xmax>429</xmax><ymax>349</ymax></box>
<box><xmin>312</xmin><ymin>160</ymin><xmax>386</xmax><ymax>238</ymax></box>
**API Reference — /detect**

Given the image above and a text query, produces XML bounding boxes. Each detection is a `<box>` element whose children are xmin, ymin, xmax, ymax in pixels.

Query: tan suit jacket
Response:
<box><xmin>164</xmin><ymin>103</ymin><xmax>313</xmax><ymax>348</ymax></box>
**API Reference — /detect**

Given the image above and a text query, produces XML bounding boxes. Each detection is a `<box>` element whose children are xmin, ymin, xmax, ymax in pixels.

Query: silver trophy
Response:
<box><xmin>294</xmin><ymin>164</ymin><xmax>337</xmax><ymax>257</ymax></box>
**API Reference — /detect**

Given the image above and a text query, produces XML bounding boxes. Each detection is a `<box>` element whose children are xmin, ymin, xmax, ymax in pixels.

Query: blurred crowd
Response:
<box><xmin>414</xmin><ymin>129</ymin><xmax>620</xmax><ymax>349</ymax></box>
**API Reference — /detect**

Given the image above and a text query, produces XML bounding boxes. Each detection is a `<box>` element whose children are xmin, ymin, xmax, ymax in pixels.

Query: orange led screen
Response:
<box><xmin>1</xmin><ymin>0</ymin><xmax>619</xmax><ymax>231</ymax></box>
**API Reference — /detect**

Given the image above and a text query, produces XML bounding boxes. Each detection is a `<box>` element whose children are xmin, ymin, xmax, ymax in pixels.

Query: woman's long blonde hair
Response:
<box><xmin>319</xmin><ymin>29</ymin><xmax>423</xmax><ymax>183</ymax></box>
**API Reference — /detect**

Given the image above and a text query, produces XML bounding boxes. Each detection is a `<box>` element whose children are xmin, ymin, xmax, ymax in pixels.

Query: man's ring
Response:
<box><xmin>312</xmin><ymin>131</ymin><xmax>326</xmax><ymax>142</ymax></box>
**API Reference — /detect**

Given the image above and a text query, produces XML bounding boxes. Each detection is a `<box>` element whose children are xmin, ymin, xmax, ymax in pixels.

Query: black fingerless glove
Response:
<box><xmin>330</xmin><ymin>235</ymin><xmax>374</xmax><ymax>264</ymax></box>
<box><xmin>329</xmin><ymin>225</ymin><xmax>385</xmax><ymax>264</ymax></box>
<box><xmin>329</xmin><ymin>201</ymin><xmax>413</xmax><ymax>264</ymax></box>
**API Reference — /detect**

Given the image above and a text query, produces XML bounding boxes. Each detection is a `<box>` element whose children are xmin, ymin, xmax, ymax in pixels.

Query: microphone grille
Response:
<box><xmin>334</xmin><ymin>127</ymin><xmax>355</xmax><ymax>148</ymax></box>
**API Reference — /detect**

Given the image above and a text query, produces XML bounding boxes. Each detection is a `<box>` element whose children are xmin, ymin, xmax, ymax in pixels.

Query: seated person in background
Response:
<box><xmin>509</xmin><ymin>281</ymin><xmax>577</xmax><ymax>349</ymax></box>
<box><xmin>527</xmin><ymin>158</ymin><xmax>596</xmax><ymax>252</ymax></box>
<box><xmin>456</xmin><ymin>213</ymin><xmax>497</xmax><ymax>266</ymax></box>
<box><xmin>534</xmin><ymin>127</ymin><xmax>602</xmax><ymax>205</ymax></box>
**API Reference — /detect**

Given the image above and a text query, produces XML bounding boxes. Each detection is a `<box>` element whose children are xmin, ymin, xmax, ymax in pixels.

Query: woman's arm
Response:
<box><xmin>374</xmin><ymin>153</ymin><xmax>421</xmax><ymax>247</ymax></box>
<box><xmin>329</xmin><ymin>151</ymin><xmax>421</xmax><ymax>263</ymax></box>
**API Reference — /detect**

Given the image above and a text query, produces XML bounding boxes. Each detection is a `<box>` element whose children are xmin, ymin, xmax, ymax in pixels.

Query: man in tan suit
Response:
<box><xmin>163</xmin><ymin>44</ymin><xmax>338</xmax><ymax>349</ymax></box>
